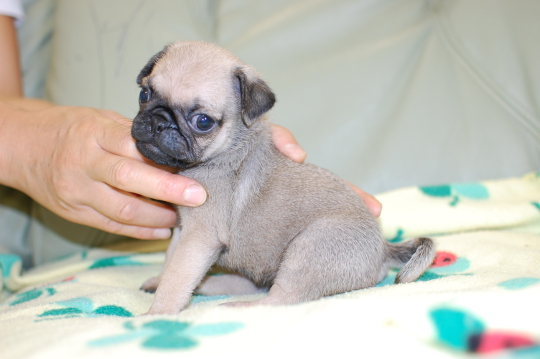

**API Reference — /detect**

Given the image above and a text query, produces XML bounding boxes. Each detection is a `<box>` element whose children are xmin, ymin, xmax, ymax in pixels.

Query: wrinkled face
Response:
<box><xmin>132</xmin><ymin>43</ymin><xmax>244</xmax><ymax>168</ymax></box>
<box><xmin>132</xmin><ymin>42</ymin><xmax>276</xmax><ymax>168</ymax></box>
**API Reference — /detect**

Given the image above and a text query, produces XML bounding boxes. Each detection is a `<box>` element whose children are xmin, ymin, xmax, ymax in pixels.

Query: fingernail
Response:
<box><xmin>284</xmin><ymin>144</ymin><xmax>307</xmax><ymax>162</ymax></box>
<box><xmin>153</xmin><ymin>228</ymin><xmax>172</xmax><ymax>239</ymax></box>
<box><xmin>183</xmin><ymin>184</ymin><xmax>207</xmax><ymax>206</ymax></box>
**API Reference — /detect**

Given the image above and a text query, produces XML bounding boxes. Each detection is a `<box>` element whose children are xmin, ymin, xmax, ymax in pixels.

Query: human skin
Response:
<box><xmin>0</xmin><ymin>15</ymin><xmax>381</xmax><ymax>240</ymax></box>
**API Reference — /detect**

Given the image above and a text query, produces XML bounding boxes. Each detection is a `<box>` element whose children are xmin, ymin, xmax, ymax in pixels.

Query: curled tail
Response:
<box><xmin>386</xmin><ymin>237</ymin><xmax>436</xmax><ymax>283</ymax></box>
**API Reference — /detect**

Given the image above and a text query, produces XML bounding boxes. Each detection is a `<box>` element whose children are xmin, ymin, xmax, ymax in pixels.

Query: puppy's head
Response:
<box><xmin>131</xmin><ymin>41</ymin><xmax>276</xmax><ymax>168</ymax></box>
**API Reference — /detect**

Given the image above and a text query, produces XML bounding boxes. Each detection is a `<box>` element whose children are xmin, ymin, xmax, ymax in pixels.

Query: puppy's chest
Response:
<box><xmin>178</xmin><ymin>166</ymin><xmax>304</xmax><ymax>280</ymax></box>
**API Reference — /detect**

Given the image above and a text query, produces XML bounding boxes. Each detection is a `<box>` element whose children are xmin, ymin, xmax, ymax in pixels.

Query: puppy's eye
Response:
<box><xmin>139</xmin><ymin>88</ymin><xmax>151</xmax><ymax>103</ymax></box>
<box><xmin>190</xmin><ymin>114</ymin><xmax>215</xmax><ymax>132</ymax></box>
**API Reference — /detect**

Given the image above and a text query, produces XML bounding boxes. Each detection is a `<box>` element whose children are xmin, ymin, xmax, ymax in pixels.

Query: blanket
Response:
<box><xmin>1</xmin><ymin>173</ymin><xmax>540</xmax><ymax>358</ymax></box>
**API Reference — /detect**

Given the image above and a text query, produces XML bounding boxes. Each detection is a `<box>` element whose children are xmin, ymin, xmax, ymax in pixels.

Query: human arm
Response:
<box><xmin>0</xmin><ymin>15</ymin><xmax>22</xmax><ymax>96</ymax></box>
<box><xmin>0</xmin><ymin>101</ymin><xmax>210</xmax><ymax>239</ymax></box>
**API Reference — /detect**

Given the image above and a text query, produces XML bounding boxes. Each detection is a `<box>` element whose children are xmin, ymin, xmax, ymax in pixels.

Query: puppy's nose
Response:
<box><xmin>151</xmin><ymin>116</ymin><xmax>168</xmax><ymax>134</ymax></box>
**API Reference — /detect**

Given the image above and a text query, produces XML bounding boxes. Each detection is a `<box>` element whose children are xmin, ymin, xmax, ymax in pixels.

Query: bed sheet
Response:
<box><xmin>1</xmin><ymin>174</ymin><xmax>539</xmax><ymax>358</ymax></box>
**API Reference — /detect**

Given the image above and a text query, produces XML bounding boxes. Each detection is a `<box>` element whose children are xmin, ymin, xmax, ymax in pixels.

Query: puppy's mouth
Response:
<box><xmin>135</xmin><ymin>141</ymin><xmax>193</xmax><ymax>168</ymax></box>
<box><xmin>132</xmin><ymin>109</ymin><xmax>197</xmax><ymax>168</ymax></box>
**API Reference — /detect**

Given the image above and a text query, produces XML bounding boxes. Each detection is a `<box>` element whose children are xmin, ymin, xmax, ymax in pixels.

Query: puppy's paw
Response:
<box><xmin>140</xmin><ymin>276</ymin><xmax>160</xmax><ymax>293</ymax></box>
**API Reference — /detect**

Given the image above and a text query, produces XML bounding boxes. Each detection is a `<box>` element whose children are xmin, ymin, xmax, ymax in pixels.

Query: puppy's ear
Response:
<box><xmin>136</xmin><ymin>46</ymin><xmax>169</xmax><ymax>85</ymax></box>
<box><xmin>235</xmin><ymin>68</ymin><xmax>276</xmax><ymax>127</ymax></box>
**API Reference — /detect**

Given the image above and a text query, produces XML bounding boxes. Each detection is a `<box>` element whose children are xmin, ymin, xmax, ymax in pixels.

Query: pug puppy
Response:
<box><xmin>132</xmin><ymin>41</ymin><xmax>435</xmax><ymax>315</ymax></box>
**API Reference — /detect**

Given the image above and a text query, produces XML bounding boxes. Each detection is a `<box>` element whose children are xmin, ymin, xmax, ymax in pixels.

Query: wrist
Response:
<box><xmin>0</xmin><ymin>98</ymin><xmax>42</xmax><ymax>193</ymax></box>
<box><xmin>0</xmin><ymin>102</ymin><xmax>20</xmax><ymax>189</ymax></box>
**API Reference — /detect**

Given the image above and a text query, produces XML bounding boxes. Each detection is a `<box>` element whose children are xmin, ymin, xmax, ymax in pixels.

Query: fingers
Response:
<box><xmin>90</xmin><ymin>152</ymin><xmax>207</xmax><ymax>207</ymax></box>
<box><xmin>92</xmin><ymin>114</ymin><xmax>207</xmax><ymax>207</ymax></box>
<box><xmin>86</xmin><ymin>184</ymin><xmax>178</xmax><ymax>228</ymax></box>
<box><xmin>97</xmin><ymin>115</ymin><xmax>148</xmax><ymax>161</ymax></box>
<box><xmin>359</xmin><ymin>190</ymin><xmax>382</xmax><ymax>218</ymax></box>
<box><xmin>345</xmin><ymin>181</ymin><xmax>382</xmax><ymax>218</ymax></box>
<box><xmin>81</xmin><ymin>110</ymin><xmax>205</xmax><ymax>237</ymax></box>
<box><xmin>271</xmin><ymin>124</ymin><xmax>307</xmax><ymax>163</ymax></box>
<box><xmin>51</xmin><ymin>177</ymin><xmax>177</xmax><ymax>239</ymax></box>
<box><xmin>70</xmin><ymin>203</ymin><xmax>174</xmax><ymax>240</ymax></box>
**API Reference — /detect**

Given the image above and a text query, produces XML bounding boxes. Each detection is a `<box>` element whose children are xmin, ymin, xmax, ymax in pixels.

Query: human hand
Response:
<box><xmin>345</xmin><ymin>183</ymin><xmax>382</xmax><ymax>218</ymax></box>
<box><xmin>0</xmin><ymin>103</ymin><xmax>209</xmax><ymax>240</ymax></box>
<box><xmin>271</xmin><ymin>124</ymin><xmax>382</xmax><ymax>217</ymax></box>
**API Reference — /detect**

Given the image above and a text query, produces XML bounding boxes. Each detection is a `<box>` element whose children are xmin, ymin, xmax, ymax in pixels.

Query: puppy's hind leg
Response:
<box><xmin>141</xmin><ymin>227</ymin><xmax>181</xmax><ymax>293</ymax></box>
<box><xmin>224</xmin><ymin>217</ymin><xmax>385</xmax><ymax>307</ymax></box>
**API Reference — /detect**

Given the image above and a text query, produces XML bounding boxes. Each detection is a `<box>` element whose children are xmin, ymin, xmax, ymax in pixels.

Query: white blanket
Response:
<box><xmin>1</xmin><ymin>173</ymin><xmax>539</xmax><ymax>358</ymax></box>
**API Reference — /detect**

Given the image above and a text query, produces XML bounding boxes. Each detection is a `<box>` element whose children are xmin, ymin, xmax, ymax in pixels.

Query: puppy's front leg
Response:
<box><xmin>141</xmin><ymin>227</ymin><xmax>182</xmax><ymax>293</ymax></box>
<box><xmin>146</xmin><ymin>227</ymin><xmax>222</xmax><ymax>315</ymax></box>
